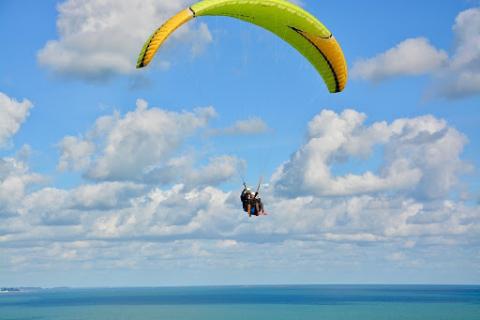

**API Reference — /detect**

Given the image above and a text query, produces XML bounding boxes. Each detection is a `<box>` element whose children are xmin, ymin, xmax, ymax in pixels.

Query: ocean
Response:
<box><xmin>0</xmin><ymin>285</ymin><xmax>479</xmax><ymax>320</ymax></box>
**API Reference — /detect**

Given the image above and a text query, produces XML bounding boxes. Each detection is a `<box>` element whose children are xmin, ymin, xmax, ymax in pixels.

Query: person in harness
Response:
<box><xmin>240</xmin><ymin>183</ymin><xmax>265</xmax><ymax>217</ymax></box>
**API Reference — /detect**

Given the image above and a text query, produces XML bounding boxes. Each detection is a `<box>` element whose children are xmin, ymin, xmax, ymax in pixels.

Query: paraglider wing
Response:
<box><xmin>137</xmin><ymin>0</ymin><xmax>348</xmax><ymax>93</ymax></box>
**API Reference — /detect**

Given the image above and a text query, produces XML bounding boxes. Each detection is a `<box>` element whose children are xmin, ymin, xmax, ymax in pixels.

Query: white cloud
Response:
<box><xmin>0</xmin><ymin>157</ymin><xmax>43</xmax><ymax>217</ymax></box>
<box><xmin>435</xmin><ymin>7</ymin><xmax>480</xmax><ymax>98</ymax></box>
<box><xmin>87</xmin><ymin>185</ymin><xmax>227</xmax><ymax>239</ymax></box>
<box><xmin>58</xmin><ymin>99</ymin><xmax>217</xmax><ymax>181</ymax></box>
<box><xmin>272</xmin><ymin>109</ymin><xmax>468</xmax><ymax>199</ymax></box>
<box><xmin>57</xmin><ymin>136</ymin><xmax>95</xmax><ymax>171</ymax></box>
<box><xmin>351</xmin><ymin>38</ymin><xmax>448</xmax><ymax>81</ymax></box>
<box><xmin>56</xmin><ymin>99</ymin><xmax>244</xmax><ymax>188</ymax></box>
<box><xmin>184</xmin><ymin>156</ymin><xmax>245</xmax><ymax>188</ymax></box>
<box><xmin>324</xmin><ymin>232</ymin><xmax>383</xmax><ymax>242</ymax></box>
<box><xmin>70</xmin><ymin>182</ymin><xmax>145</xmax><ymax>210</ymax></box>
<box><xmin>450</xmin><ymin>8</ymin><xmax>480</xmax><ymax>71</ymax></box>
<box><xmin>19</xmin><ymin>181</ymin><xmax>145</xmax><ymax>227</ymax></box>
<box><xmin>352</xmin><ymin>7</ymin><xmax>480</xmax><ymax>99</ymax></box>
<box><xmin>0</xmin><ymin>92</ymin><xmax>33</xmax><ymax>148</ymax></box>
<box><xmin>142</xmin><ymin>154</ymin><xmax>245</xmax><ymax>191</ymax></box>
<box><xmin>37</xmin><ymin>0</ymin><xmax>212</xmax><ymax>80</ymax></box>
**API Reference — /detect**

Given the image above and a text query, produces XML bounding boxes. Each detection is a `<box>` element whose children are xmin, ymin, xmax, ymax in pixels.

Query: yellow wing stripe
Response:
<box><xmin>295</xmin><ymin>30</ymin><xmax>348</xmax><ymax>92</ymax></box>
<box><xmin>137</xmin><ymin>9</ymin><xmax>194</xmax><ymax>68</ymax></box>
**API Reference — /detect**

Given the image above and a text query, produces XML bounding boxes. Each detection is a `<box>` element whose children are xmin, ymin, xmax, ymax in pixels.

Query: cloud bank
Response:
<box><xmin>1</xmin><ymin>98</ymin><xmax>478</xmax><ymax>284</ymax></box>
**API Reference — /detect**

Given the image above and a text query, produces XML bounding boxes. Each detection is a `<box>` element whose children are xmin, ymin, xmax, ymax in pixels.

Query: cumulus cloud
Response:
<box><xmin>70</xmin><ymin>182</ymin><xmax>145</xmax><ymax>210</ymax></box>
<box><xmin>435</xmin><ymin>7</ymin><xmax>480</xmax><ymax>98</ymax></box>
<box><xmin>58</xmin><ymin>99</ymin><xmax>216</xmax><ymax>181</ymax></box>
<box><xmin>56</xmin><ymin>99</ymin><xmax>243</xmax><ymax>188</ymax></box>
<box><xmin>57</xmin><ymin>136</ymin><xmax>95</xmax><ymax>171</ymax></box>
<box><xmin>351</xmin><ymin>38</ymin><xmax>448</xmax><ymax>81</ymax></box>
<box><xmin>0</xmin><ymin>92</ymin><xmax>33</xmax><ymax>148</ymax></box>
<box><xmin>0</xmin><ymin>92</ymin><xmax>41</xmax><ymax>225</ymax></box>
<box><xmin>185</xmin><ymin>156</ymin><xmax>245</xmax><ymax>188</ymax></box>
<box><xmin>272</xmin><ymin>109</ymin><xmax>468</xmax><ymax>199</ymax></box>
<box><xmin>0</xmin><ymin>157</ymin><xmax>44</xmax><ymax>217</ymax></box>
<box><xmin>352</xmin><ymin>7</ymin><xmax>480</xmax><ymax>99</ymax></box>
<box><xmin>37</xmin><ymin>0</ymin><xmax>213</xmax><ymax>80</ymax></box>
<box><xmin>147</xmin><ymin>155</ymin><xmax>245</xmax><ymax>189</ymax></box>
<box><xmin>21</xmin><ymin>182</ymin><xmax>145</xmax><ymax>227</ymax></box>
<box><xmin>91</xmin><ymin>103</ymin><xmax>215</xmax><ymax>181</ymax></box>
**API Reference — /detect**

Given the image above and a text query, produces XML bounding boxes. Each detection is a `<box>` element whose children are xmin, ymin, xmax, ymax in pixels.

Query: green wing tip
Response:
<box><xmin>136</xmin><ymin>33</ymin><xmax>155</xmax><ymax>69</ymax></box>
<box><xmin>136</xmin><ymin>46</ymin><xmax>148</xmax><ymax>68</ymax></box>
<box><xmin>136</xmin><ymin>56</ymin><xmax>146</xmax><ymax>69</ymax></box>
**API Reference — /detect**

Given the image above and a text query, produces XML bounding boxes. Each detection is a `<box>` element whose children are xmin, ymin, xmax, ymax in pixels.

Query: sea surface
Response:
<box><xmin>0</xmin><ymin>285</ymin><xmax>479</xmax><ymax>320</ymax></box>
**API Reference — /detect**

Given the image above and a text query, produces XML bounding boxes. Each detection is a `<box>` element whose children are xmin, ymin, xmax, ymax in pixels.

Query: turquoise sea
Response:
<box><xmin>0</xmin><ymin>285</ymin><xmax>479</xmax><ymax>320</ymax></box>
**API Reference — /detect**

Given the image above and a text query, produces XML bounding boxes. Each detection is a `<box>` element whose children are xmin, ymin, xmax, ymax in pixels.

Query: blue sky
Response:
<box><xmin>0</xmin><ymin>0</ymin><xmax>479</xmax><ymax>287</ymax></box>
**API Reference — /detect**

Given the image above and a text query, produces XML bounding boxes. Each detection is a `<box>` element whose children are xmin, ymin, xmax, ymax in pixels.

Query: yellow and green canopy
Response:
<box><xmin>137</xmin><ymin>0</ymin><xmax>347</xmax><ymax>93</ymax></box>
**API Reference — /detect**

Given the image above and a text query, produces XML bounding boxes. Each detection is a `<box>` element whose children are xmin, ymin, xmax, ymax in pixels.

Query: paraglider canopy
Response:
<box><xmin>137</xmin><ymin>0</ymin><xmax>348</xmax><ymax>93</ymax></box>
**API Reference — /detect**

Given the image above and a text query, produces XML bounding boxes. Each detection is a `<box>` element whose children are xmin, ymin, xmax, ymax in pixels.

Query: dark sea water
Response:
<box><xmin>0</xmin><ymin>285</ymin><xmax>479</xmax><ymax>320</ymax></box>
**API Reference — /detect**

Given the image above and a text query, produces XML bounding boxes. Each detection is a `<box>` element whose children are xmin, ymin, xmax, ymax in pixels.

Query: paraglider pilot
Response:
<box><xmin>240</xmin><ymin>184</ymin><xmax>265</xmax><ymax>217</ymax></box>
